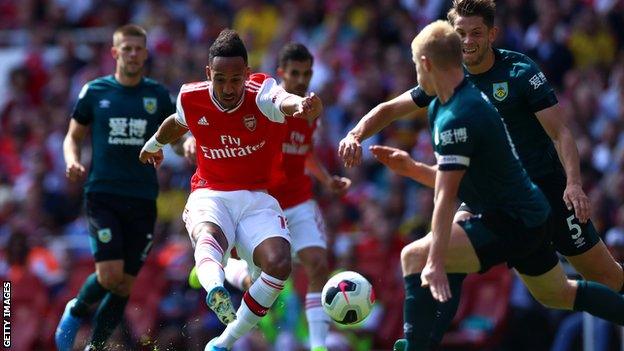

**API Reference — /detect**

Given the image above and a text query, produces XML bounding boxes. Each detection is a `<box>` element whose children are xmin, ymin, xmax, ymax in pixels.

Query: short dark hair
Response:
<box><xmin>447</xmin><ymin>0</ymin><xmax>496</xmax><ymax>28</ymax></box>
<box><xmin>278</xmin><ymin>43</ymin><xmax>314</xmax><ymax>68</ymax></box>
<box><xmin>113</xmin><ymin>24</ymin><xmax>147</xmax><ymax>46</ymax></box>
<box><xmin>209</xmin><ymin>29</ymin><xmax>248</xmax><ymax>65</ymax></box>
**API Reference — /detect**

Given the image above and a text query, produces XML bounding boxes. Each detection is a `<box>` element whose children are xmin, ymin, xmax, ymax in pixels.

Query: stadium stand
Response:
<box><xmin>0</xmin><ymin>0</ymin><xmax>622</xmax><ymax>350</ymax></box>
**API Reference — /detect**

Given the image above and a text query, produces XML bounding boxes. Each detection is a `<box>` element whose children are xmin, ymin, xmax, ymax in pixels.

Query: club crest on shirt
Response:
<box><xmin>98</xmin><ymin>228</ymin><xmax>112</xmax><ymax>243</ymax></box>
<box><xmin>243</xmin><ymin>114</ymin><xmax>257</xmax><ymax>131</ymax></box>
<box><xmin>492</xmin><ymin>82</ymin><xmax>508</xmax><ymax>101</ymax></box>
<box><xmin>143</xmin><ymin>97</ymin><xmax>157</xmax><ymax>114</ymax></box>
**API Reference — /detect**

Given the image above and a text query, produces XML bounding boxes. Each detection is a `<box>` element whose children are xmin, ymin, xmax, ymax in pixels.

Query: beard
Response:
<box><xmin>463</xmin><ymin>44</ymin><xmax>490</xmax><ymax>67</ymax></box>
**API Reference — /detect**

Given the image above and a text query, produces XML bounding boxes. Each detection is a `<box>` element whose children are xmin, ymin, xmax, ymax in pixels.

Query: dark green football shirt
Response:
<box><xmin>467</xmin><ymin>49</ymin><xmax>559</xmax><ymax>178</ymax></box>
<box><xmin>72</xmin><ymin>75</ymin><xmax>175</xmax><ymax>200</ymax></box>
<box><xmin>413</xmin><ymin>49</ymin><xmax>560</xmax><ymax>178</ymax></box>
<box><xmin>428</xmin><ymin>79</ymin><xmax>550</xmax><ymax>227</ymax></box>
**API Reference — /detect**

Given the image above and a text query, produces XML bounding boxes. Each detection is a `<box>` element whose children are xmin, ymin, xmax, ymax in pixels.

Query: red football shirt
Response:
<box><xmin>176</xmin><ymin>73</ymin><xmax>290</xmax><ymax>192</ymax></box>
<box><xmin>268</xmin><ymin>116</ymin><xmax>318</xmax><ymax>209</ymax></box>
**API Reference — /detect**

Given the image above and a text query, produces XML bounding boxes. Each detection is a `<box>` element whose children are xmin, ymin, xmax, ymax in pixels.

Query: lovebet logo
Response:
<box><xmin>2</xmin><ymin>281</ymin><xmax>10</xmax><ymax>348</ymax></box>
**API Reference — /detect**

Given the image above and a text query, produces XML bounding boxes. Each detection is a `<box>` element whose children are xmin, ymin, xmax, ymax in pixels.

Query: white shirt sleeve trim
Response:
<box><xmin>435</xmin><ymin>153</ymin><xmax>471</xmax><ymax>167</ymax></box>
<box><xmin>175</xmin><ymin>92</ymin><xmax>188</xmax><ymax>127</ymax></box>
<box><xmin>78</xmin><ymin>83</ymin><xmax>90</xmax><ymax>99</ymax></box>
<box><xmin>255</xmin><ymin>78</ymin><xmax>288</xmax><ymax>123</ymax></box>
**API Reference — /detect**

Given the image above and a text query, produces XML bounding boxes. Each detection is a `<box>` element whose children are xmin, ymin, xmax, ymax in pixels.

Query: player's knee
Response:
<box><xmin>97</xmin><ymin>269</ymin><xmax>124</xmax><ymax>292</ymax></box>
<box><xmin>400</xmin><ymin>240</ymin><xmax>428</xmax><ymax>275</ymax></box>
<box><xmin>262</xmin><ymin>252</ymin><xmax>292</xmax><ymax>280</ymax></box>
<box><xmin>193</xmin><ymin>222</ymin><xmax>227</xmax><ymax>248</ymax></box>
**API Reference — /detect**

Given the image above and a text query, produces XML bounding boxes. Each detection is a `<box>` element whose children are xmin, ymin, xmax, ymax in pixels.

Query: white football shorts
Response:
<box><xmin>283</xmin><ymin>199</ymin><xmax>327</xmax><ymax>255</ymax></box>
<box><xmin>182</xmin><ymin>189</ymin><xmax>291</xmax><ymax>269</ymax></box>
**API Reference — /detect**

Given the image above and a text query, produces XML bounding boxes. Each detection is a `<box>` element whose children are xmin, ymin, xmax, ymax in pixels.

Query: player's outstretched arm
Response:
<box><xmin>423</xmin><ymin>169</ymin><xmax>464</xmax><ymax>303</ymax></box>
<box><xmin>339</xmin><ymin>89</ymin><xmax>427</xmax><ymax>168</ymax></box>
<box><xmin>139</xmin><ymin>114</ymin><xmax>188</xmax><ymax>166</ymax></box>
<box><xmin>536</xmin><ymin>105</ymin><xmax>590</xmax><ymax>222</ymax></box>
<box><xmin>305</xmin><ymin>153</ymin><xmax>351</xmax><ymax>195</ymax></box>
<box><xmin>63</xmin><ymin>119</ymin><xmax>89</xmax><ymax>182</ymax></box>
<box><xmin>281</xmin><ymin>92</ymin><xmax>323</xmax><ymax>121</ymax></box>
<box><xmin>369</xmin><ymin>145</ymin><xmax>437</xmax><ymax>188</ymax></box>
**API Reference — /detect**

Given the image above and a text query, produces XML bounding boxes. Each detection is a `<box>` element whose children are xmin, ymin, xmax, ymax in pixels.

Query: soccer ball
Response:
<box><xmin>321</xmin><ymin>271</ymin><xmax>375</xmax><ymax>324</ymax></box>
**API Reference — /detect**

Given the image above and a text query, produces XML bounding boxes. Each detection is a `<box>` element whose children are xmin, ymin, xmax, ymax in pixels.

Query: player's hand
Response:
<box><xmin>139</xmin><ymin>149</ymin><xmax>164</xmax><ymax>168</ymax></box>
<box><xmin>338</xmin><ymin>132</ymin><xmax>362</xmax><ymax>168</ymax></box>
<box><xmin>65</xmin><ymin>161</ymin><xmax>86</xmax><ymax>182</ymax></box>
<box><xmin>326</xmin><ymin>175</ymin><xmax>351</xmax><ymax>195</ymax></box>
<box><xmin>293</xmin><ymin>92</ymin><xmax>322</xmax><ymax>120</ymax></box>
<box><xmin>421</xmin><ymin>261</ymin><xmax>451</xmax><ymax>303</ymax></box>
<box><xmin>183</xmin><ymin>136</ymin><xmax>197</xmax><ymax>164</ymax></box>
<box><xmin>563</xmin><ymin>183</ymin><xmax>591</xmax><ymax>223</ymax></box>
<box><xmin>369</xmin><ymin>145</ymin><xmax>415</xmax><ymax>178</ymax></box>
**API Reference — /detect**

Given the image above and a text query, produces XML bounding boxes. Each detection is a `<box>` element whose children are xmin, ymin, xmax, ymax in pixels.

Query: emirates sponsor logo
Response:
<box><xmin>199</xmin><ymin>140</ymin><xmax>266</xmax><ymax>159</ymax></box>
<box><xmin>282</xmin><ymin>143</ymin><xmax>309</xmax><ymax>155</ymax></box>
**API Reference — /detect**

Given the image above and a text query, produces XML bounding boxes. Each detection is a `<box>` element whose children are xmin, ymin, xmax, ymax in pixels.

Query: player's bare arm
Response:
<box><xmin>304</xmin><ymin>153</ymin><xmax>351</xmax><ymax>195</ymax></box>
<box><xmin>339</xmin><ymin>90</ymin><xmax>425</xmax><ymax>168</ymax></box>
<box><xmin>370</xmin><ymin>145</ymin><xmax>437</xmax><ymax>188</ymax></box>
<box><xmin>281</xmin><ymin>92</ymin><xmax>323</xmax><ymax>121</ymax></box>
<box><xmin>63</xmin><ymin>119</ymin><xmax>89</xmax><ymax>182</ymax></box>
<box><xmin>169</xmin><ymin>133</ymin><xmax>189</xmax><ymax>156</ymax></box>
<box><xmin>536</xmin><ymin>105</ymin><xmax>590</xmax><ymax>222</ymax></box>
<box><xmin>169</xmin><ymin>134</ymin><xmax>197</xmax><ymax>163</ymax></box>
<box><xmin>423</xmin><ymin>169</ymin><xmax>464</xmax><ymax>303</ymax></box>
<box><xmin>139</xmin><ymin>114</ymin><xmax>188</xmax><ymax>166</ymax></box>
<box><xmin>181</xmin><ymin>135</ymin><xmax>196</xmax><ymax>162</ymax></box>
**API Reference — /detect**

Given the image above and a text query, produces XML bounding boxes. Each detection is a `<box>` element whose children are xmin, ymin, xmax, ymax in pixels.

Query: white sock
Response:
<box><xmin>215</xmin><ymin>272</ymin><xmax>285</xmax><ymax>348</ymax></box>
<box><xmin>224</xmin><ymin>258</ymin><xmax>250</xmax><ymax>291</ymax></box>
<box><xmin>305</xmin><ymin>292</ymin><xmax>330</xmax><ymax>349</ymax></box>
<box><xmin>194</xmin><ymin>234</ymin><xmax>225</xmax><ymax>292</ymax></box>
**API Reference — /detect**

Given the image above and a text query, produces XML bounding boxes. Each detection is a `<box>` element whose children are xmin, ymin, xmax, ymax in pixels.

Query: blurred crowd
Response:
<box><xmin>0</xmin><ymin>0</ymin><xmax>623</xmax><ymax>350</ymax></box>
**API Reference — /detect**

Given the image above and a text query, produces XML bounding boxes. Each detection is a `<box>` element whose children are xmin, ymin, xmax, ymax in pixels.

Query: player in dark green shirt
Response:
<box><xmin>341</xmin><ymin>0</ymin><xmax>622</xmax><ymax>290</ymax></box>
<box><xmin>341</xmin><ymin>19</ymin><xmax>624</xmax><ymax>351</ymax></box>
<box><xmin>55</xmin><ymin>24</ymin><xmax>175</xmax><ymax>351</ymax></box>
<box><xmin>71</xmin><ymin>74</ymin><xmax>173</xmax><ymax>200</ymax></box>
<box><xmin>427</xmin><ymin>78</ymin><xmax>551</xmax><ymax>229</ymax></box>
<box><xmin>340</xmin><ymin>0</ymin><xmax>623</xmax><ymax>347</ymax></box>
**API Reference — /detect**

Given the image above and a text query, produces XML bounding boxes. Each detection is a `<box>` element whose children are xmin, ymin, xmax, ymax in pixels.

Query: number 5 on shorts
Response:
<box><xmin>566</xmin><ymin>214</ymin><xmax>582</xmax><ymax>240</ymax></box>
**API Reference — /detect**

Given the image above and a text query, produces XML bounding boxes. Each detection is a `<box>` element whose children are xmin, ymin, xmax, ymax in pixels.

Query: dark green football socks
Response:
<box><xmin>90</xmin><ymin>292</ymin><xmax>129</xmax><ymax>348</ymax></box>
<box><xmin>70</xmin><ymin>273</ymin><xmax>108</xmax><ymax>318</ymax></box>
<box><xmin>404</xmin><ymin>274</ymin><xmax>437</xmax><ymax>351</ymax></box>
<box><xmin>573</xmin><ymin>280</ymin><xmax>624</xmax><ymax>325</ymax></box>
<box><xmin>429</xmin><ymin>273</ymin><xmax>466</xmax><ymax>346</ymax></box>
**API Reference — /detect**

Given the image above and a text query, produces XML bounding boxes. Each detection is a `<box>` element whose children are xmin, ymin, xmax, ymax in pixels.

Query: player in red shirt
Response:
<box><xmin>185</xmin><ymin>43</ymin><xmax>350</xmax><ymax>351</ymax></box>
<box><xmin>139</xmin><ymin>30</ymin><xmax>322</xmax><ymax>351</ymax></box>
<box><xmin>222</xmin><ymin>43</ymin><xmax>350</xmax><ymax>351</ymax></box>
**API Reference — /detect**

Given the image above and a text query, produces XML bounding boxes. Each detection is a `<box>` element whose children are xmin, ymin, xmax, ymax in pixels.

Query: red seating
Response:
<box><xmin>41</xmin><ymin>257</ymin><xmax>94</xmax><ymax>349</ymax></box>
<box><xmin>125</xmin><ymin>256</ymin><xmax>168</xmax><ymax>342</ymax></box>
<box><xmin>440</xmin><ymin>264</ymin><xmax>512</xmax><ymax>350</ymax></box>
<box><xmin>10</xmin><ymin>269</ymin><xmax>49</xmax><ymax>351</ymax></box>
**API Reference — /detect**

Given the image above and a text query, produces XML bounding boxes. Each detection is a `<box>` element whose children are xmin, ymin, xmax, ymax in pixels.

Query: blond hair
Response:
<box><xmin>113</xmin><ymin>24</ymin><xmax>147</xmax><ymax>47</ymax></box>
<box><xmin>411</xmin><ymin>20</ymin><xmax>462</xmax><ymax>70</ymax></box>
